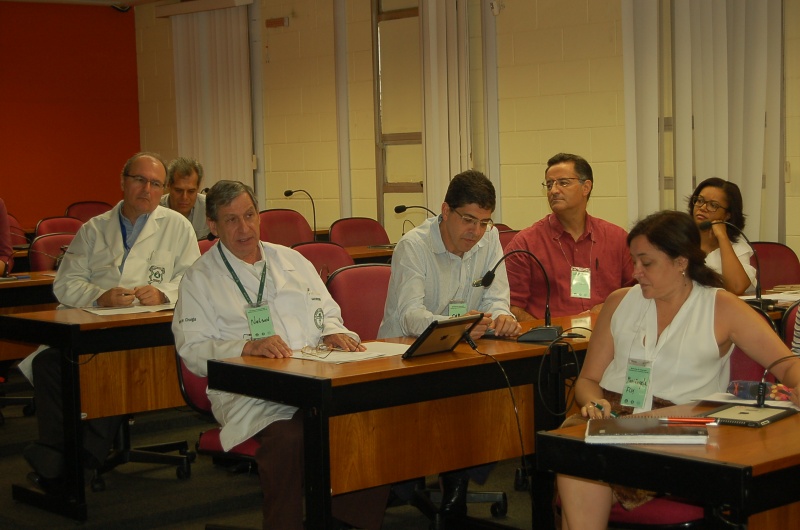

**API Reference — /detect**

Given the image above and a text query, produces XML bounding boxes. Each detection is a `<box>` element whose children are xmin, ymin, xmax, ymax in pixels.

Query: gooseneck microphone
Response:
<box><xmin>698</xmin><ymin>220</ymin><xmax>774</xmax><ymax>309</ymax></box>
<box><xmin>394</xmin><ymin>204</ymin><xmax>437</xmax><ymax>217</ymax></box>
<box><xmin>756</xmin><ymin>355</ymin><xmax>800</xmax><ymax>407</ymax></box>
<box><xmin>284</xmin><ymin>189</ymin><xmax>317</xmax><ymax>241</ymax></box>
<box><xmin>473</xmin><ymin>249</ymin><xmax>563</xmax><ymax>343</ymax></box>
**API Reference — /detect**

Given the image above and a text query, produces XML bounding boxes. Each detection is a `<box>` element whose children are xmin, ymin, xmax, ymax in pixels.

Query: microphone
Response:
<box><xmin>284</xmin><ymin>189</ymin><xmax>317</xmax><ymax>241</ymax></box>
<box><xmin>473</xmin><ymin>249</ymin><xmax>563</xmax><ymax>343</ymax></box>
<box><xmin>394</xmin><ymin>204</ymin><xmax>437</xmax><ymax>217</ymax></box>
<box><xmin>756</xmin><ymin>355</ymin><xmax>800</xmax><ymax>407</ymax></box>
<box><xmin>698</xmin><ymin>220</ymin><xmax>774</xmax><ymax>309</ymax></box>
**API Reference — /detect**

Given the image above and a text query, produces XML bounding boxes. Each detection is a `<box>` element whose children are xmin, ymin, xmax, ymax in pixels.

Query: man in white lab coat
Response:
<box><xmin>23</xmin><ymin>152</ymin><xmax>200</xmax><ymax>493</ymax></box>
<box><xmin>173</xmin><ymin>180</ymin><xmax>388</xmax><ymax>530</ymax></box>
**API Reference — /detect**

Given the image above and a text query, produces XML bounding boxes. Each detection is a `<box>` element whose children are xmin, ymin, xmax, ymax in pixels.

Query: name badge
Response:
<box><xmin>570</xmin><ymin>267</ymin><xmax>591</xmax><ymax>299</ymax></box>
<box><xmin>246</xmin><ymin>304</ymin><xmax>275</xmax><ymax>339</ymax></box>
<box><xmin>621</xmin><ymin>358</ymin><xmax>651</xmax><ymax>408</ymax></box>
<box><xmin>448</xmin><ymin>300</ymin><xmax>467</xmax><ymax>318</ymax></box>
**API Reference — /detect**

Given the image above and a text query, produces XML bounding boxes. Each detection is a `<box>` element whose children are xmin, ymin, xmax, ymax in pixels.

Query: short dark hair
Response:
<box><xmin>627</xmin><ymin>210</ymin><xmax>723</xmax><ymax>288</ymax></box>
<box><xmin>206</xmin><ymin>180</ymin><xmax>258</xmax><ymax>221</ymax></box>
<box><xmin>444</xmin><ymin>170</ymin><xmax>496</xmax><ymax>211</ymax></box>
<box><xmin>167</xmin><ymin>157</ymin><xmax>204</xmax><ymax>187</ymax></box>
<box><xmin>688</xmin><ymin>177</ymin><xmax>745</xmax><ymax>243</ymax></box>
<box><xmin>546</xmin><ymin>153</ymin><xmax>593</xmax><ymax>198</ymax></box>
<box><xmin>122</xmin><ymin>152</ymin><xmax>167</xmax><ymax>179</ymax></box>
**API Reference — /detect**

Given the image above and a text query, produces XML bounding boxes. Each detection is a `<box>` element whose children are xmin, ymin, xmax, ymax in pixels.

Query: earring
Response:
<box><xmin>681</xmin><ymin>270</ymin><xmax>686</xmax><ymax>277</ymax></box>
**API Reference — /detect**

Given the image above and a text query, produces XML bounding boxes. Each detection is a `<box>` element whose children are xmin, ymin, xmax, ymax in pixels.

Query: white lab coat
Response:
<box><xmin>18</xmin><ymin>201</ymin><xmax>200</xmax><ymax>384</ymax></box>
<box><xmin>54</xmin><ymin>201</ymin><xmax>200</xmax><ymax>307</ymax></box>
<box><xmin>172</xmin><ymin>241</ymin><xmax>358</xmax><ymax>451</ymax></box>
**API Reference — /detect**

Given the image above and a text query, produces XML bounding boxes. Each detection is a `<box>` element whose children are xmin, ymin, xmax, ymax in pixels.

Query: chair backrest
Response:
<box><xmin>780</xmin><ymin>299</ymin><xmax>800</xmax><ymax>350</ymax></box>
<box><xmin>29</xmin><ymin>232</ymin><xmax>75</xmax><ymax>271</ymax></box>
<box><xmin>7</xmin><ymin>213</ymin><xmax>29</xmax><ymax>248</ymax></box>
<box><xmin>729</xmin><ymin>305</ymin><xmax>776</xmax><ymax>383</ymax></box>
<box><xmin>291</xmin><ymin>241</ymin><xmax>355</xmax><ymax>283</ymax></box>
<box><xmin>499</xmin><ymin>229</ymin><xmax>519</xmax><ymax>251</ymax></box>
<box><xmin>326</xmin><ymin>264</ymin><xmax>392</xmax><ymax>341</ymax></box>
<box><xmin>329</xmin><ymin>217</ymin><xmax>390</xmax><ymax>247</ymax></box>
<box><xmin>493</xmin><ymin>223</ymin><xmax>513</xmax><ymax>232</ymax></box>
<box><xmin>259</xmin><ymin>209</ymin><xmax>314</xmax><ymax>247</ymax></box>
<box><xmin>65</xmin><ymin>201</ymin><xmax>113</xmax><ymax>222</ymax></box>
<box><xmin>198</xmin><ymin>238</ymin><xmax>217</xmax><ymax>255</ymax></box>
<box><xmin>750</xmin><ymin>241</ymin><xmax>800</xmax><ymax>290</ymax></box>
<box><xmin>174</xmin><ymin>350</ymin><xmax>213</xmax><ymax>415</ymax></box>
<box><xmin>35</xmin><ymin>216</ymin><xmax>83</xmax><ymax>238</ymax></box>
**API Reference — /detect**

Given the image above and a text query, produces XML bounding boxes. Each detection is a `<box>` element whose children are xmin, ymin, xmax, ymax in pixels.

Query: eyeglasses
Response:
<box><xmin>299</xmin><ymin>340</ymin><xmax>346</xmax><ymax>359</ymax></box>
<box><xmin>691</xmin><ymin>195</ymin><xmax>727</xmax><ymax>213</ymax></box>
<box><xmin>124</xmin><ymin>174</ymin><xmax>165</xmax><ymax>191</ymax></box>
<box><xmin>542</xmin><ymin>178</ymin><xmax>583</xmax><ymax>191</ymax></box>
<box><xmin>450</xmin><ymin>208</ymin><xmax>494</xmax><ymax>230</ymax></box>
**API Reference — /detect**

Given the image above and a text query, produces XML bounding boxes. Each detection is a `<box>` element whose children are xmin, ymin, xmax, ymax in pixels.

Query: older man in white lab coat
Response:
<box><xmin>23</xmin><ymin>152</ymin><xmax>200</xmax><ymax>494</ymax></box>
<box><xmin>173</xmin><ymin>180</ymin><xmax>388</xmax><ymax>530</ymax></box>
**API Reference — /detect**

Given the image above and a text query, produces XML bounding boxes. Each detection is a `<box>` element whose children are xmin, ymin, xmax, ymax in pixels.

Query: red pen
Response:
<box><xmin>658</xmin><ymin>417</ymin><xmax>716</xmax><ymax>425</ymax></box>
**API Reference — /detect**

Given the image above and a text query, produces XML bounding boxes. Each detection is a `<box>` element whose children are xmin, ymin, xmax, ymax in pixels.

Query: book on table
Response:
<box><xmin>584</xmin><ymin>417</ymin><xmax>709</xmax><ymax>445</ymax></box>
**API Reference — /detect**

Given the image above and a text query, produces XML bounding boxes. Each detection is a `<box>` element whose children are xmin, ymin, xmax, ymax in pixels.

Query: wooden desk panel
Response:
<box><xmin>329</xmin><ymin>385</ymin><xmax>534</xmax><ymax>493</ymax></box>
<box><xmin>344</xmin><ymin>245</ymin><xmax>393</xmax><ymax>261</ymax></box>
<box><xmin>0</xmin><ymin>272</ymin><xmax>58</xmax><ymax>361</ymax></box>
<box><xmin>79</xmin><ymin>345</ymin><xmax>184</xmax><ymax>419</ymax></box>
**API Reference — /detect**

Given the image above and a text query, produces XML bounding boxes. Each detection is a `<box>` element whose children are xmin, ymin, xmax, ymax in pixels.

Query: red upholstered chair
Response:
<box><xmin>493</xmin><ymin>223</ymin><xmax>512</xmax><ymax>232</ymax></box>
<box><xmin>34</xmin><ymin>216</ymin><xmax>83</xmax><ymax>237</ymax></box>
<box><xmin>750</xmin><ymin>241</ymin><xmax>800</xmax><ymax>290</ymax></box>
<box><xmin>259</xmin><ymin>209</ymin><xmax>314</xmax><ymax>247</ymax></box>
<box><xmin>325</xmin><ymin>264</ymin><xmax>391</xmax><ymax>341</ymax></box>
<box><xmin>7</xmin><ymin>213</ymin><xmax>29</xmax><ymax>248</ymax></box>
<box><xmin>65</xmin><ymin>200</ymin><xmax>113</xmax><ymax>222</ymax></box>
<box><xmin>175</xmin><ymin>351</ymin><xmax>259</xmax><ymax>471</ymax></box>
<box><xmin>329</xmin><ymin>217</ymin><xmax>390</xmax><ymax>248</ymax></box>
<box><xmin>28</xmin><ymin>233</ymin><xmax>74</xmax><ymax>271</ymax></box>
<box><xmin>499</xmin><ymin>230</ymin><xmax>519</xmax><ymax>251</ymax></box>
<box><xmin>780</xmin><ymin>299</ymin><xmax>800</xmax><ymax>350</ymax></box>
<box><xmin>198</xmin><ymin>238</ymin><xmax>216</xmax><ymax>255</ymax></box>
<box><xmin>291</xmin><ymin>241</ymin><xmax>354</xmax><ymax>283</ymax></box>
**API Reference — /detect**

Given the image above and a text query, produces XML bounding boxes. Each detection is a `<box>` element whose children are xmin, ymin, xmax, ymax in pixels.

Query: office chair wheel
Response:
<box><xmin>181</xmin><ymin>449</ymin><xmax>197</xmax><ymax>463</ymax></box>
<box><xmin>176</xmin><ymin>463</ymin><xmax>191</xmax><ymax>480</ymax></box>
<box><xmin>90</xmin><ymin>474</ymin><xmax>106</xmax><ymax>492</ymax></box>
<box><xmin>490</xmin><ymin>496</ymin><xmax>508</xmax><ymax>517</ymax></box>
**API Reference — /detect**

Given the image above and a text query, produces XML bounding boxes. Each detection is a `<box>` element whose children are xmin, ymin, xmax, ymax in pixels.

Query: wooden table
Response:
<box><xmin>536</xmin><ymin>402</ymin><xmax>800</xmax><ymax>529</ymax></box>
<box><xmin>0</xmin><ymin>271</ymin><xmax>58</xmax><ymax>361</ymax></box>
<box><xmin>344</xmin><ymin>244</ymin><xmax>394</xmax><ymax>262</ymax></box>
<box><xmin>0</xmin><ymin>309</ymin><xmax>184</xmax><ymax>521</ymax></box>
<box><xmin>208</xmin><ymin>321</ymin><xmax>590</xmax><ymax>529</ymax></box>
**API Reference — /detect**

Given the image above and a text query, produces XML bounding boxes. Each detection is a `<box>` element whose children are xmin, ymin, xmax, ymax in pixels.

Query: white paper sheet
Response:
<box><xmin>295</xmin><ymin>341</ymin><xmax>408</xmax><ymax>364</ymax></box>
<box><xmin>81</xmin><ymin>303</ymin><xmax>175</xmax><ymax>316</ymax></box>
<box><xmin>695</xmin><ymin>392</ymin><xmax>799</xmax><ymax>410</ymax></box>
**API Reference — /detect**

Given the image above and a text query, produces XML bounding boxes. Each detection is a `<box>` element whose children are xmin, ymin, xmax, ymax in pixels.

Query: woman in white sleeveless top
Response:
<box><xmin>557</xmin><ymin>210</ymin><xmax>800</xmax><ymax>530</ymax></box>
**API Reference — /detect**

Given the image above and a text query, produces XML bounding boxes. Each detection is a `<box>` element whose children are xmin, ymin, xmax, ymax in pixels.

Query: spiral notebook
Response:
<box><xmin>585</xmin><ymin>417</ymin><xmax>709</xmax><ymax>445</ymax></box>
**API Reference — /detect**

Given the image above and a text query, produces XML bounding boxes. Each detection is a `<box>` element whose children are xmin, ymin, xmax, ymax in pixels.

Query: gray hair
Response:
<box><xmin>205</xmin><ymin>180</ymin><xmax>258</xmax><ymax>221</ymax></box>
<box><xmin>167</xmin><ymin>157</ymin><xmax>204</xmax><ymax>187</ymax></box>
<box><xmin>121</xmin><ymin>152</ymin><xmax>167</xmax><ymax>177</ymax></box>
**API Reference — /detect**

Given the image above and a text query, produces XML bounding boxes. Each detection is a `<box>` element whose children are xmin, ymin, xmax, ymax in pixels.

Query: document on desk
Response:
<box><xmin>81</xmin><ymin>303</ymin><xmax>175</xmax><ymax>316</ymax></box>
<box><xmin>695</xmin><ymin>392</ymin><xmax>799</xmax><ymax>410</ymax></box>
<box><xmin>740</xmin><ymin>291</ymin><xmax>800</xmax><ymax>302</ymax></box>
<box><xmin>296</xmin><ymin>341</ymin><xmax>407</xmax><ymax>364</ymax></box>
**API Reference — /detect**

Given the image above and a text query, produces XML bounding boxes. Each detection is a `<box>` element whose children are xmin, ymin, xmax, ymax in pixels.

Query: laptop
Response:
<box><xmin>401</xmin><ymin>313</ymin><xmax>483</xmax><ymax>360</ymax></box>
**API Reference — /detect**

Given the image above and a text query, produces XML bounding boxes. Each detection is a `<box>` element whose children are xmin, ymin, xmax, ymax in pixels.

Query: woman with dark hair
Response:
<box><xmin>556</xmin><ymin>210</ymin><xmax>800</xmax><ymax>530</ymax></box>
<box><xmin>688</xmin><ymin>177</ymin><xmax>755</xmax><ymax>295</ymax></box>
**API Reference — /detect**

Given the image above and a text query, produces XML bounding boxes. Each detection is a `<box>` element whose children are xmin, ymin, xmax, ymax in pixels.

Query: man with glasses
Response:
<box><xmin>378</xmin><ymin>170</ymin><xmax>520</xmax><ymax>517</ymax></box>
<box><xmin>21</xmin><ymin>152</ymin><xmax>200</xmax><ymax>493</ymax></box>
<box><xmin>506</xmin><ymin>153</ymin><xmax>633</xmax><ymax>320</ymax></box>
<box><xmin>160</xmin><ymin>156</ymin><xmax>210</xmax><ymax>240</ymax></box>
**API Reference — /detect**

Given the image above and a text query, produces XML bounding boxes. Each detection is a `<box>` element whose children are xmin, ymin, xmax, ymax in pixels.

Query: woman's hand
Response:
<box><xmin>581</xmin><ymin>398</ymin><xmax>614</xmax><ymax>419</ymax></box>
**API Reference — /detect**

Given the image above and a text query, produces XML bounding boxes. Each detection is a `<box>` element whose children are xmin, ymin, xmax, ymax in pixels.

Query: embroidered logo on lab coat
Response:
<box><xmin>314</xmin><ymin>308</ymin><xmax>324</xmax><ymax>330</ymax></box>
<box><xmin>148</xmin><ymin>265</ymin><xmax>165</xmax><ymax>284</ymax></box>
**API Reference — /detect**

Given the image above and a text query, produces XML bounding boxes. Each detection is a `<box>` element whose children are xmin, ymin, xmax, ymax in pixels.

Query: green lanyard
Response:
<box><xmin>218</xmin><ymin>243</ymin><xmax>266</xmax><ymax>307</ymax></box>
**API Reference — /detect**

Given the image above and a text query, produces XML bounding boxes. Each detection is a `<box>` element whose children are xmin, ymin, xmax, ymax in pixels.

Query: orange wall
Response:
<box><xmin>0</xmin><ymin>2</ymin><xmax>140</xmax><ymax>228</ymax></box>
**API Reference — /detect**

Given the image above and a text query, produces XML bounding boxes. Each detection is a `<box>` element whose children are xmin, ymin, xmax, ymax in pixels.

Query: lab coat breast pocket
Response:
<box><xmin>147</xmin><ymin>250</ymin><xmax>174</xmax><ymax>285</ymax></box>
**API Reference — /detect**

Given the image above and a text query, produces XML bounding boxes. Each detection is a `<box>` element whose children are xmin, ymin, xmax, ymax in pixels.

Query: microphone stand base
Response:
<box><xmin>517</xmin><ymin>325</ymin><xmax>564</xmax><ymax>343</ymax></box>
<box><xmin>745</xmin><ymin>298</ymin><xmax>777</xmax><ymax>311</ymax></box>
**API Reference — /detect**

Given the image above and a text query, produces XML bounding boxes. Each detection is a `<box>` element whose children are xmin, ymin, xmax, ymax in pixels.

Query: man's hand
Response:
<box><xmin>511</xmin><ymin>305</ymin><xmax>536</xmax><ymax>322</ymax></box>
<box><xmin>323</xmin><ymin>334</ymin><xmax>365</xmax><ymax>352</ymax></box>
<box><xmin>490</xmin><ymin>314</ymin><xmax>522</xmax><ymax>337</ymax></box>
<box><xmin>134</xmin><ymin>285</ymin><xmax>166</xmax><ymax>306</ymax></box>
<box><xmin>243</xmin><ymin>335</ymin><xmax>294</xmax><ymax>358</ymax></box>
<box><xmin>466</xmin><ymin>310</ymin><xmax>493</xmax><ymax>340</ymax></box>
<box><xmin>96</xmin><ymin>287</ymin><xmax>136</xmax><ymax>307</ymax></box>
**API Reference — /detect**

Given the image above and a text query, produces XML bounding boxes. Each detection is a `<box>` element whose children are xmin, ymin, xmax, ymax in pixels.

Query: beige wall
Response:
<box><xmin>134</xmin><ymin>0</ymin><xmax>799</xmax><ymax>255</ymax></box>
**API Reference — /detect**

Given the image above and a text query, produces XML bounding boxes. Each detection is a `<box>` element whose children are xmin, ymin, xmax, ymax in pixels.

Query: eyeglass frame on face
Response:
<box><xmin>449</xmin><ymin>207</ymin><xmax>494</xmax><ymax>231</ymax></box>
<box><xmin>124</xmin><ymin>173</ymin><xmax>165</xmax><ymax>191</ymax></box>
<box><xmin>541</xmin><ymin>178</ymin><xmax>585</xmax><ymax>191</ymax></box>
<box><xmin>691</xmin><ymin>195</ymin><xmax>728</xmax><ymax>213</ymax></box>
